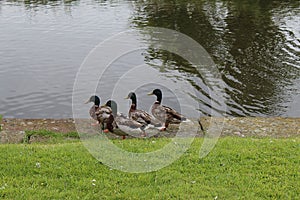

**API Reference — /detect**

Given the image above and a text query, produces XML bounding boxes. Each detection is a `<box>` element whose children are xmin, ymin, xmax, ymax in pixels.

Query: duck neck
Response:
<box><xmin>130</xmin><ymin>103</ymin><xmax>137</xmax><ymax>110</ymax></box>
<box><xmin>130</xmin><ymin>95</ymin><xmax>137</xmax><ymax>110</ymax></box>
<box><xmin>94</xmin><ymin>97</ymin><xmax>100</xmax><ymax>107</ymax></box>
<box><xmin>156</xmin><ymin>94</ymin><xmax>162</xmax><ymax>104</ymax></box>
<box><xmin>111</xmin><ymin>105</ymin><xmax>117</xmax><ymax>117</ymax></box>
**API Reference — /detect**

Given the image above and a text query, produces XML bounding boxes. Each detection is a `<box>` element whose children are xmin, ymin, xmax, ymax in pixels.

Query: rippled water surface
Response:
<box><xmin>0</xmin><ymin>0</ymin><xmax>299</xmax><ymax>118</ymax></box>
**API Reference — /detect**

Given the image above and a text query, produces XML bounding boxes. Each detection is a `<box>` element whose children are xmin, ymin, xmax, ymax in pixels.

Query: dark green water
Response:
<box><xmin>0</xmin><ymin>0</ymin><xmax>299</xmax><ymax>118</ymax></box>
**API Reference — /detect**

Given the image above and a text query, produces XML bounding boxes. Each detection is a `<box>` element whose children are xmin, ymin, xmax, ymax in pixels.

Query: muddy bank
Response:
<box><xmin>0</xmin><ymin>117</ymin><xmax>299</xmax><ymax>143</ymax></box>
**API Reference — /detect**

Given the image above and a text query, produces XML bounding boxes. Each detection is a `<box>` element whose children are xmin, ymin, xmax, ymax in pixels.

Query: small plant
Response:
<box><xmin>64</xmin><ymin>131</ymin><xmax>80</xmax><ymax>139</ymax></box>
<box><xmin>23</xmin><ymin>130</ymin><xmax>80</xmax><ymax>143</ymax></box>
<box><xmin>23</xmin><ymin>130</ymin><xmax>57</xmax><ymax>143</ymax></box>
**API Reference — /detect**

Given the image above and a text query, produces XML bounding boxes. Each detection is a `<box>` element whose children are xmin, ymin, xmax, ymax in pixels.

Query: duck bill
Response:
<box><xmin>147</xmin><ymin>91</ymin><xmax>154</xmax><ymax>96</ymax></box>
<box><xmin>124</xmin><ymin>96</ymin><xmax>129</xmax><ymax>99</ymax></box>
<box><xmin>84</xmin><ymin>99</ymin><xmax>90</xmax><ymax>104</ymax></box>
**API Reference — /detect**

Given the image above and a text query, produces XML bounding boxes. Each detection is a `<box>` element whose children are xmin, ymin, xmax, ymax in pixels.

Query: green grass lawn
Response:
<box><xmin>0</xmin><ymin>136</ymin><xmax>299</xmax><ymax>199</ymax></box>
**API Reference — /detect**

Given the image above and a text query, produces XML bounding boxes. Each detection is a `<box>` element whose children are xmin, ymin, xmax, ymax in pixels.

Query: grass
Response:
<box><xmin>0</xmin><ymin>135</ymin><xmax>299</xmax><ymax>199</ymax></box>
<box><xmin>23</xmin><ymin>130</ymin><xmax>80</xmax><ymax>144</ymax></box>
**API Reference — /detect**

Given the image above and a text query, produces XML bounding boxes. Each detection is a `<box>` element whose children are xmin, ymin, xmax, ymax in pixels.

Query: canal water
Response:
<box><xmin>0</xmin><ymin>0</ymin><xmax>299</xmax><ymax>118</ymax></box>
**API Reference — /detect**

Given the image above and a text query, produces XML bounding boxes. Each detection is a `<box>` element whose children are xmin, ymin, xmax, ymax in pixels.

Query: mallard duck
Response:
<box><xmin>85</xmin><ymin>95</ymin><xmax>114</xmax><ymax>133</ymax></box>
<box><xmin>125</xmin><ymin>92</ymin><xmax>161</xmax><ymax>129</ymax></box>
<box><xmin>105</xmin><ymin>100</ymin><xmax>146</xmax><ymax>139</ymax></box>
<box><xmin>148</xmin><ymin>89</ymin><xmax>189</xmax><ymax>131</ymax></box>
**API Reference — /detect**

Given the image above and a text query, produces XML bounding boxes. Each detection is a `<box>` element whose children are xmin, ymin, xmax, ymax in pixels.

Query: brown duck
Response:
<box><xmin>125</xmin><ymin>92</ymin><xmax>162</xmax><ymax>133</ymax></box>
<box><xmin>105</xmin><ymin>100</ymin><xmax>146</xmax><ymax>139</ymax></box>
<box><xmin>85</xmin><ymin>95</ymin><xmax>114</xmax><ymax>133</ymax></box>
<box><xmin>148</xmin><ymin>89</ymin><xmax>190</xmax><ymax>131</ymax></box>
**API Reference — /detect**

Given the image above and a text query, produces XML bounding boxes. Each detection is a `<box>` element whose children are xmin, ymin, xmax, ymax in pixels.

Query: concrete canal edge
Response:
<box><xmin>0</xmin><ymin>117</ymin><xmax>299</xmax><ymax>143</ymax></box>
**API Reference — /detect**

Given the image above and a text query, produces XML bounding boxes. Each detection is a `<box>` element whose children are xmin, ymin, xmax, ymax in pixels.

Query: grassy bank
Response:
<box><xmin>0</xmin><ymin>136</ymin><xmax>299</xmax><ymax>199</ymax></box>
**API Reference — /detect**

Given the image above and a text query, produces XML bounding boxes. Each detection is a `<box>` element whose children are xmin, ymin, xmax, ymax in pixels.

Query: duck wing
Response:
<box><xmin>116</xmin><ymin>114</ymin><xmax>143</xmax><ymax>129</ymax></box>
<box><xmin>151</xmin><ymin>104</ymin><xmax>167</xmax><ymax>123</ymax></box>
<box><xmin>130</xmin><ymin>109</ymin><xmax>152</xmax><ymax>125</ymax></box>
<box><xmin>152</xmin><ymin>103</ymin><xmax>186</xmax><ymax>124</ymax></box>
<box><xmin>113</xmin><ymin>114</ymin><xmax>144</xmax><ymax>136</ymax></box>
<box><xmin>162</xmin><ymin>105</ymin><xmax>186</xmax><ymax>121</ymax></box>
<box><xmin>89</xmin><ymin>105</ymin><xmax>99</xmax><ymax>121</ymax></box>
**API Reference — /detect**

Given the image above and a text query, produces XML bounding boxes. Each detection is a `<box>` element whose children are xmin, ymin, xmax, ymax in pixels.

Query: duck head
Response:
<box><xmin>125</xmin><ymin>92</ymin><xmax>136</xmax><ymax>101</ymax></box>
<box><xmin>85</xmin><ymin>95</ymin><xmax>100</xmax><ymax>106</ymax></box>
<box><xmin>105</xmin><ymin>100</ymin><xmax>117</xmax><ymax>116</ymax></box>
<box><xmin>125</xmin><ymin>92</ymin><xmax>137</xmax><ymax>110</ymax></box>
<box><xmin>148</xmin><ymin>89</ymin><xmax>162</xmax><ymax>103</ymax></box>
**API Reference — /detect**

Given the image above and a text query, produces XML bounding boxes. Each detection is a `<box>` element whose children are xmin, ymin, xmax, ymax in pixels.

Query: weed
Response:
<box><xmin>23</xmin><ymin>130</ymin><xmax>80</xmax><ymax>143</ymax></box>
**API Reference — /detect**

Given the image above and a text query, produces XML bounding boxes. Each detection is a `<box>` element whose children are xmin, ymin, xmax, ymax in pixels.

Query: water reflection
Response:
<box><xmin>132</xmin><ymin>0</ymin><xmax>300</xmax><ymax>116</ymax></box>
<box><xmin>0</xmin><ymin>0</ymin><xmax>299</xmax><ymax>118</ymax></box>
<box><xmin>0</xmin><ymin>0</ymin><xmax>132</xmax><ymax>118</ymax></box>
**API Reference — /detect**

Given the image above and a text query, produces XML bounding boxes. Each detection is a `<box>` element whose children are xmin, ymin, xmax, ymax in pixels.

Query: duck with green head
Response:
<box><xmin>125</xmin><ymin>92</ymin><xmax>152</xmax><ymax>125</ymax></box>
<box><xmin>148</xmin><ymin>89</ymin><xmax>190</xmax><ymax>131</ymax></box>
<box><xmin>125</xmin><ymin>92</ymin><xmax>161</xmax><ymax>126</ymax></box>
<box><xmin>85</xmin><ymin>95</ymin><xmax>114</xmax><ymax>133</ymax></box>
<box><xmin>105</xmin><ymin>100</ymin><xmax>146</xmax><ymax>139</ymax></box>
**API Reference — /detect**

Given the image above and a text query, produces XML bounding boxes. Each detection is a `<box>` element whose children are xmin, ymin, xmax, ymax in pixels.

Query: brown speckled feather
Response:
<box><xmin>95</xmin><ymin>105</ymin><xmax>113</xmax><ymax>123</ymax></box>
<box><xmin>151</xmin><ymin>102</ymin><xmax>186</xmax><ymax>125</ymax></box>
<box><xmin>116</xmin><ymin>113</ymin><xmax>144</xmax><ymax>129</ymax></box>
<box><xmin>129</xmin><ymin>106</ymin><xmax>152</xmax><ymax>126</ymax></box>
<box><xmin>89</xmin><ymin>105</ymin><xmax>99</xmax><ymax>121</ymax></box>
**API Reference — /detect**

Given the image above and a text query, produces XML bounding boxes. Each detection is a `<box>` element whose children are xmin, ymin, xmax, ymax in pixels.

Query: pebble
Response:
<box><xmin>234</xmin><ymin>131</ymin><xmax>241</xmax><ymax>135</ymax></box>
<box><xmin>27</xmin><ymin>122</ymin><xmax>33</xmax><ymax>125</ymax></box>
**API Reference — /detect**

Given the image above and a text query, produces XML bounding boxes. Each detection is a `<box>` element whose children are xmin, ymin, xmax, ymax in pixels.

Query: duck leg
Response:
<box><xmin>141</xmin><ymin>131</ymin><xmax>147</xmax><ymax>137</ymax></box>
<box><xmin>159</xmin><ymin>127</ymin><xmax>166</xmax><ymax>131</ymax></box>
<box><xmin>103</xmin><ymin>129</ymin><xmax>109</xmax><ymax>133</ymax></box>
<box><xmin>104</xmin><ymin>115</ymin><xmax>114</xmax><ymax>133</ymax></box>
<box><xmin>91</xmin><ymin>120</ymin><xmax>99</xmax><ymax>126</ymax></box>
<box><xmin>159</xmin><ymin>122</ymin><xmax>167</xmax><ymax>131</ymax></box>
<box><xmin>140</xmin><ymin>125</ymin><xmax>147</xmax><ymax>137</ymax></box>
<box><xmin>100</xmin><ymin>122</ymin><xmax>109</xmax><ymax>133</ymax></box>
